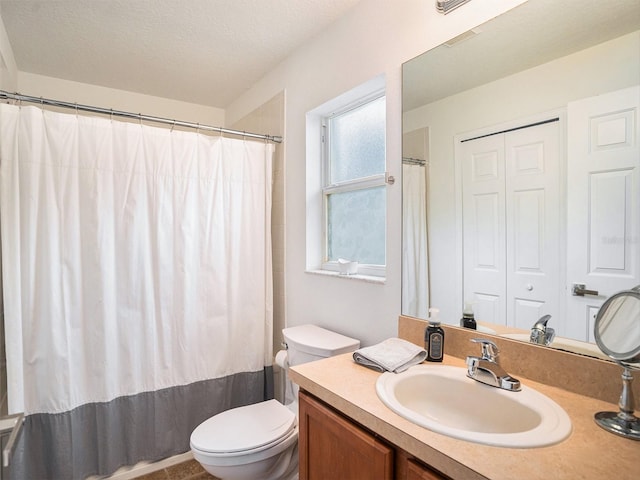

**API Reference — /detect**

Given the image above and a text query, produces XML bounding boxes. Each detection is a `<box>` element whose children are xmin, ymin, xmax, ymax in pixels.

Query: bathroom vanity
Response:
<box><xmin>289</xmin><ymin>318</ymin><xmax>640</xmax><ymax>480</ymax></box>
<box><xmin>299</xmin><ymin>390</ymin><xmax>445</xmax><ymax>479</ymax></box>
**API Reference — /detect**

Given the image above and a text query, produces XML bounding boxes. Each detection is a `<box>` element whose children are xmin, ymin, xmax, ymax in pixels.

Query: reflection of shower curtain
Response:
<box><xmin>402</xmin><ymin>164</ymin><xmax>429</xmax><ymax>318</ymax></box>
<box><xmin>0</xmin><ymin>104</ymin><xmax>274</xmax><ymax>479</ymax></box>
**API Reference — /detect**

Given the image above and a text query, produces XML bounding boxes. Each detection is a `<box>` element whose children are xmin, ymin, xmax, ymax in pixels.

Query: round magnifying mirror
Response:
<box><xmin>595</xmin><ymin>286</ymin><xmax>640</xmax><ymax>365</ymax></box>
<box><xmin>593</xmin><ymin>285</ymin><xmax>640</xmax><ymax>440</ymax></box>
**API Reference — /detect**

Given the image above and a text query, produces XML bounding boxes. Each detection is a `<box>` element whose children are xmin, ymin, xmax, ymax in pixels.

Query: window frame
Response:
<box><xmin>320</xmin><ymin>90</ymin><xmax>387</xmax><ymax>277</ymax></box>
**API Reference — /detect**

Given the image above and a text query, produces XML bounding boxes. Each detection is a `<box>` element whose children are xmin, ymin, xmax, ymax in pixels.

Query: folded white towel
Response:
<box><xmin>352</xmin><ymin>337</ymin><xmax>427</xmax><ymax>373</ymax></box>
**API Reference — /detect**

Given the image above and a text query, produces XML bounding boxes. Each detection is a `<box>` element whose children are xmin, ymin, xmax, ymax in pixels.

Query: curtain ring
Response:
<box><xmin>170</xmin><ymin>120</ymin><xmax>176</xmax><ymax>132</ymax></box>
<box><xmin>110</xmin><ymin>108</ymin><xmax>114</xmax><ymax>122</ymax></box>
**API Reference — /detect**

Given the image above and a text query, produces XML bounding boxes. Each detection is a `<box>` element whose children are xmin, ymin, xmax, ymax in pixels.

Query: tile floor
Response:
<box><xmin>133</xmin><ymin>460</ymin><xmax>218</xmax><ymax>480</ymax></box>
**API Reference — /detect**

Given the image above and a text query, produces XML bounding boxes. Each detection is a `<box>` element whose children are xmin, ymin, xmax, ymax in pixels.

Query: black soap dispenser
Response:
<box><xmin>460</xmin><ymin>301</ymin><xmax>477</xmax><ymax>330</ymax></box>
<box><xmin>425</xmin><ymin>308</ymin><xmax>445</xmax><ymax>362</ymax></box>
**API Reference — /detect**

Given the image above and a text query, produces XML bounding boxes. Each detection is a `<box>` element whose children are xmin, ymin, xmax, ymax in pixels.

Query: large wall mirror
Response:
<box><xmin>402</xmin><ymin>0</ymin><xmax>640</xmax><ymax>360</ymax></box>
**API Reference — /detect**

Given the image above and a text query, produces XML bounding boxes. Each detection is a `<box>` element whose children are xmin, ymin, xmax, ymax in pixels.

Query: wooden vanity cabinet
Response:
<box><xmin>298</xmin><ymin>390</ymin><xmax>393</xmax><ymax>479</ymax></box>
<box><xmin>298</xmin><ymin>390</ymin><xmax>449</xmax><ymax>480</ymax></box>
<box><xmin>406</xmin><ymin>457</ymin><xmax>449</xmax><ymax>480</ymax></box>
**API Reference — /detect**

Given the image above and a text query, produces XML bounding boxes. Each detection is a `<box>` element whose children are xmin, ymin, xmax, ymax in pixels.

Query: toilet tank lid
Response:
<box><xmin>190</xmin><ymin>399</ymin><xmax>295</xmax><ymax>454</ymax></box>
<box><xmin>283</xmin><ymin>324</ymin><xmax>360</xmax><ymax>358</ymax></box>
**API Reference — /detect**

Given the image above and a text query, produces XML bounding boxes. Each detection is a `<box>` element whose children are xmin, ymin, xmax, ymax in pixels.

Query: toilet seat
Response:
<box><xmin>191</xmin><ymin>399</ymin><xmax>296</xmax><ymax>457</ymax></box>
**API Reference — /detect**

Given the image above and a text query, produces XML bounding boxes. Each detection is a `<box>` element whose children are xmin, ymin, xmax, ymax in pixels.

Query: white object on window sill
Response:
<box><xmin>337</xmin><ymin>258</ymin><xmax>359</xmax><ymax>275</ymax></box>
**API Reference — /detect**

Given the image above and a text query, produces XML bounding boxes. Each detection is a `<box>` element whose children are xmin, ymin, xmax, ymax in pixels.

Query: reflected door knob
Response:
<box><xmin>572</xmin><ymin>283</ymin><xmax>599</xmax><ymax>297</ymax></box>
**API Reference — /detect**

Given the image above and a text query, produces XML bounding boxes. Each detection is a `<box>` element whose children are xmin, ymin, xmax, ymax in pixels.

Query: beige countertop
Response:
<box><xmin>290</xmin><ymin>353</ymin><xmax>640</xmax><ymax>480</ymax></box>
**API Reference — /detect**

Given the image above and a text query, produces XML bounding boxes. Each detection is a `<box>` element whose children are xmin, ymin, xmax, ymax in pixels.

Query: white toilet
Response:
<box><xmin>190</xmin><ymin>324</ymin><xmax>360</xmax><ymax>480</ymax></box>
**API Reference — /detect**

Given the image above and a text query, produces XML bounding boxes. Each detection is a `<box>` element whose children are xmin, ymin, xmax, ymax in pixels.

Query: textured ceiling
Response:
<box><xmin>403</xmin><ymin>0</ymin><xmax>640</xmax><ymax>110</ymax></box>
<box><xmin>0</xmin><ymin>0</ymin><xmax>361</xmax><ymax>108</ymax></box>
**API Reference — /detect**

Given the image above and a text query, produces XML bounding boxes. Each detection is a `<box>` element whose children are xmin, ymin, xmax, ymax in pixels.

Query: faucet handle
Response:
<box><xmin>470</xmin><ymin>338</ymin><xmax>499</xmax><ymax>362</ymax></box>
<box><xmin>530</xmin><ymin>314</ymin><xmax>554</xmax><ymax>345</ymax></box>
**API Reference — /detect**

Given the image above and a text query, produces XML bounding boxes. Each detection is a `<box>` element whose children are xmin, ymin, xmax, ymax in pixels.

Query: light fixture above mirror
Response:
<box><xmin>436</xmin><ymin>0</ymin><xmax>472</xmax><ymax>15</ymax></box>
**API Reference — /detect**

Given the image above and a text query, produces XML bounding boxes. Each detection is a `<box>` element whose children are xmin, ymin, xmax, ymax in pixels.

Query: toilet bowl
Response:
<box><xmin>190</xmin><ymin>324</ymin><xmax>360</xmax><ymax>480</ymax></box>
<box><xmin>191</xmin><ymin>399</ymin><xmax>299</xmax><ymax>480</ymax></box>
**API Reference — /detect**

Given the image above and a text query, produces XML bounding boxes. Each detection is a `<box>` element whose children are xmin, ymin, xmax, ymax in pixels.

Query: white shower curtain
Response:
<box><xmin>402</xmin><ymin>163</ymin><xmax>429</xmax><ymax>318</ymax></box>
<box><xmin>0</xmin><ymin>104</ymin><xmax>274</xmax><ymax>478</ymax></box>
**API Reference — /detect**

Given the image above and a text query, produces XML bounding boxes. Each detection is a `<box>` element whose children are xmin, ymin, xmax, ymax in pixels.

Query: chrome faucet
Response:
<box><xmin>530</xmin><ymin>314</ymin><xmax>555</xmax><ymax>346</ymax></box>
<box><xmin>466</xmin><ymin>338</ymin><xmax>521</xmax><ymax>391</ymax></box>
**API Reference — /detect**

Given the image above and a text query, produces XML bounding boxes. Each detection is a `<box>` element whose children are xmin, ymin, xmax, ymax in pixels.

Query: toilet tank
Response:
<box><xmin>282</xmin><ymin>324</ymin><xmax>360</xmax><ymax>367</ymax></box>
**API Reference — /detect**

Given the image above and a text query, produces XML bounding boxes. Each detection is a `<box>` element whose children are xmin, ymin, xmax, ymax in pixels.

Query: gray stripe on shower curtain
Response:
<box><xmin>10</xmin><ymin>367</ymin><xmax>274</xmax><ymax>480</ymax></box>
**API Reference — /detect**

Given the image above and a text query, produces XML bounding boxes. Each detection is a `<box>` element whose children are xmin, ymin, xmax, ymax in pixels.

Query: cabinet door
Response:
<box><xmin>298</xmin><ymin>391</ymin><xmax>393</xmax><ymax>480</ymax></box>
<box><xmin>407</xmin><ymin>458</ymin><xmax>448</xmax><ymax>480</ymax></box>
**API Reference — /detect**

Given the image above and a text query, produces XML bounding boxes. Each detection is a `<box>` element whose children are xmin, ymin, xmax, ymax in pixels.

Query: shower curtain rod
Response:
<box><xmin>402</xmin><ymin>156</ymin><xmax>426</xmax><ymax>166</ymax></box>
<box><xmin>0</xmin><ymin>90</ymin><xmax>283</xmax><ymax>143</ymax></box>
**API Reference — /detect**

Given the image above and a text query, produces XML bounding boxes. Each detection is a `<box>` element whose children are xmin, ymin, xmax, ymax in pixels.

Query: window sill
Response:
<box><xmin>305</xmin><ymin>269</ymin><xmax>386</xmax><ymax>285</ymax></box>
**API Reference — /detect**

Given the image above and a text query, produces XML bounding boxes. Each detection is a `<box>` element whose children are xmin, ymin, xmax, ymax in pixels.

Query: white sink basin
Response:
<box><xmin>500</xmin><ymin>333</ymin><xmax>610</xmax><ymax>361</ymax></box>
<box><xmin>376</xmin><ymin>365</ymin><xmax>571</xmax><ymax>448</ymax></box>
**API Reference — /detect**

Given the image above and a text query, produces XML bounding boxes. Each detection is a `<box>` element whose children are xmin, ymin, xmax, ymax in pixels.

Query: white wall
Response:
<box><xmin>226</xmin><ymin>0</ymin><xmax>527</xmax><ymax>346</ymax></box>
<box><xmin>0</xmin><ymin>13</ymin><xmax>17</xmax><ymax>90</ymax></box>
<box><xmin>17</xmin><ymin>72</ymin><xmax>226</xmax><ymax>126</ymax></box>
<box><xmin>403</xmin><ymin>31</ymin><xmax>640</xmax><ymax>325</ymax></box>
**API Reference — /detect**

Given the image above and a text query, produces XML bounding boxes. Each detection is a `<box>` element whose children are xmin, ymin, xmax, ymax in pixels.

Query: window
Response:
<box><xmin>321</xmin><ymin>93</ymin><xmax>386</xmax><ymax>276</ymax></box>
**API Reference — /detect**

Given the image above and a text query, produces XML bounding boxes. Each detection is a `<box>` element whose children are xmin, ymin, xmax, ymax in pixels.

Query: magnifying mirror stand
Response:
<box><xmin>594</xmin><ymin>365</ymin><xmax>640</xmax><ymax>440</ymax></box>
